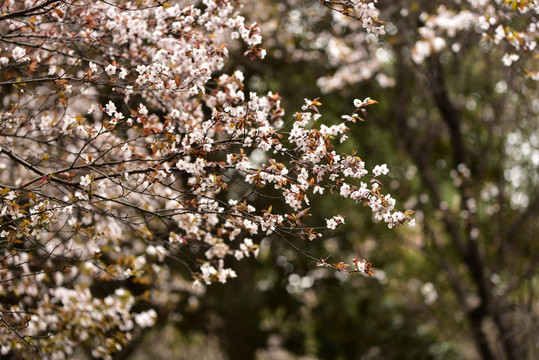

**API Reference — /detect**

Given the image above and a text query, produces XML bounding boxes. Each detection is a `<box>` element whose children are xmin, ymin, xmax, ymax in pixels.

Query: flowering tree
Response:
<box><xmin>229</xmin><ymin>1</ymin><xmax>538</xmax><ymax>360</ymax></box>
<box><xmin>0</xmin><ymin>0</ymin><xmax>415</xmax><ymax>358</ymax></box>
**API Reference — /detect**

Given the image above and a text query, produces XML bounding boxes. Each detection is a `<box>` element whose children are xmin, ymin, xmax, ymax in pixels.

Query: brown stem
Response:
<box><xmin>0</xmin><ymin>0</ymin><xmax>61</xmax><ymax>21</ymax></box>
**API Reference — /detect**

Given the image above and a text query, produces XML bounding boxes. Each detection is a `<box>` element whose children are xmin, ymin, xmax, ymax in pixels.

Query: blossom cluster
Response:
<box><xmin>0</xmin><ymin>0</ymin><xmax>409</xmax><ymax>358</ymax></box>
<box><xmin>244</xmin><ymin>0</ymin><xmax>537</xmax><ymax>96</ymax></box>
<box><xmin>412</xmin><ymin>1</ymin><xmax>538</xmax><ymax>79</ymax></box>
<box><xmin>322</xmin><ymin>0</ymin><xmax>386</xmax><ymax>36</ymax></box>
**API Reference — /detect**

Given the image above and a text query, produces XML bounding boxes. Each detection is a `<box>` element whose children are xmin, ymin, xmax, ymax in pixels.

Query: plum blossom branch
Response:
<box><xmin>0</xmin><ymin>0</ymin><xmax>411</xmax><ymax>357</ymax></box>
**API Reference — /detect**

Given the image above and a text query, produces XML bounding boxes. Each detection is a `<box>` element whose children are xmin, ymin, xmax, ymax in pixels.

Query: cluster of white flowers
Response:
<box><xmin>355</xmin><ymin>1</ymin><xmax>386</xmax><ymax>36</ymax></box>
<box><xmin>198</xmin><ymin>260</ymin><xmax>238</xmax><ymax>285</ymax></box>
<box><xmin>0</xmin><ymin>0</ymin><xmax>414</xmax><ymax>357</ymax></box>
<box><xmin>11</xmin><ymin>46</ymin><xmax>26</xmax><ymax>59</ymax></box>
<box><xmin>326</xmin><ymin>215</ymin><xmax>345</xmax><ymax>230</ymax></box>
<box><xmin>412</xmin><ymin>2</ymin><xmax>538</xmax><ymax>78</ymax></box>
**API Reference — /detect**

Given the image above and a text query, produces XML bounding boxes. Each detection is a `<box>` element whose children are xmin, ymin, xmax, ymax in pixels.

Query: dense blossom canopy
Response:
<box><xmin>0</xmin><ymin>0</ymin><xmax>537</xmax><ymax>358</ymax></box>
<box><xmin>0</xmin><ymin>0</ymin><xmax>414</xmax><ymax>357</ymax></box>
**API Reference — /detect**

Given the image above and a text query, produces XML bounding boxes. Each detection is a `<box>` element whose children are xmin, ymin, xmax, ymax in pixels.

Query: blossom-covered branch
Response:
<box><xmin>0</xmin><ymin>0</ymin><xmax>411</xmax><ymax>358</ymax></box>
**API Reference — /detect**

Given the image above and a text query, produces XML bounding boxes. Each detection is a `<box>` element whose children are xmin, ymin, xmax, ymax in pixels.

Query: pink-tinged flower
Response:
<box><xmin>138</xmin><ymin>103</ymin><xmax>148</xmax><ymax>115</ymax></box>
<box><xmin>326</xmin><ymin>218</ymin><xmax>338</xmax><ymax>229</ymax></box>
<box><xmin>119</xmin><ymin>67</ymin><xmax>128</xmax><ymax>79</ymax></box>
<box><xmin>340</xmin><ymin>183</ymin><xmax>351</xmax><ymax>197</ymax></box>
<box><xmin>105</xmin><ymin>101</ymin><xmax>117</xmax><ymax>116</ymax></box>
<box><xmin>353</xmin><ymin>97</ymin><xmax>372</xmax><ymax>108</ymax></box>
<box><xmin>353</xmin><ymin>258</ymin><xmax>366</xmax><ymax>272</ymax></box>
<box><xmin>12</xmin><ymin>46</ymin><xmax>26</xmax><ymax>59</ymax></box>
<box><xmin>80</xmin><ymin>175</ymin><xmax>91</xmax><ymax>187</ymax></box>
<box><xmin>372</xmin><ymin>164</ymin><xmax>389</xmax><ymax>176</ymax></box>
<box><xmin>326</xmin><ymin>215</ymin><xmax>345</xmax><ymax>229</ymax></box>
<box><xmin>105</xmin><ymin>64</ymin><xmax>116</xmax><ymax>75</ymax></box>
